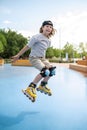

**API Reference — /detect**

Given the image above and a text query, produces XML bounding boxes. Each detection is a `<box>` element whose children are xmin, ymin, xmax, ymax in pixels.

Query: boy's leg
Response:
<box><xmin>22</xmin><ymin>82</ymin><xmax>37</xmax><ymax>102</ymax></box>
<box><xmin>22</xmin><ymin>58</ymin><xmax>46</xmax><ymax>101</ymax></box>
<box><xmin>32</xmin><ymin>73</ymin><xmax>42</xmax><ymax>84</ymax></box>
<box><xmin>22</xmin><ymin>73</ymin><xmax>42</xmax><ymax>101</ymax></box>
<box><xmin>37</xmin><ymin>66</ymin><xmax>56</xmax><ymax>95</ymax></box>
<box><xmin>32</xmin><ymin>66</ymin><xmax>51</xmax><ymax>84</ymax></box>
<box><xmin>33</xmin><ymin>65</ymin><xmax>56</xmax><ymax>84</ymax></box>
<box><xmin>23</xmin><ymin>67</ymin><xmax>50</xmax><ymax>100</ymax></box>
<box><xmin>37</xmin><ymin>76</ymin><xmax>52</xmax><ymax>96</ymax></box>
<box><xmin>41</xmin><ymin>76</ymin><xmax>50</xmax><ymax>82</ymax></box>
<box><xmin>22</xmin><ymin>58</ymin><xmax>56</xmax><ymax>100</ymax></box>
<box><xmin>28</xmin><ymin>57</ymin><xmax>46</xmax><ymax>85</ymax></box>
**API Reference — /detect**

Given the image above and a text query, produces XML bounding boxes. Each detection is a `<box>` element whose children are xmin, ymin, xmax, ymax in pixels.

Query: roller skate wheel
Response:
<box><xmin>48</xmin><ymin>93</ymin><xmax>52</xmax><ymax>96</ymax></box>
<box><xmin>36</xmin><ymin>88</ymin><xmax>39</xmax><ymax>91</ymax></box>
<box><xmin>29</xmin><ymin>97</ymin><xmax>31</xmax><ymax>100</ymax></box>
<box><xmin>31</xmin><ymin>98</ymin><xmax>35</xmax><ymax>102</ymax></box>
<box><xmin>22</xmin><ymin>89</ymin><xmax>26</xmax><ymax>95</ymax></box>
<box><xmin>28</xmin><ymin>96</ymin><xmax>35</xmax><ymax>102</ymax></box>
<box><xmin>26</xmin><ymin>94</ymin><xmax>29</xmax><ymax>97</ymax></box>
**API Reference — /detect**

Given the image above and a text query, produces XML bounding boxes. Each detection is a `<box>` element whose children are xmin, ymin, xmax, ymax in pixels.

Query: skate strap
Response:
<box><xmin>41</xmin><ymin>81</ymin><xmax>47</xmax><ymax>86</ymax></box>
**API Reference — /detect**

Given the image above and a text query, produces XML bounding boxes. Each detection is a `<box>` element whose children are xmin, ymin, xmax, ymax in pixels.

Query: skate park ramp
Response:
<box><xmin>0</xmin><ymin>64</ymin><xmax>87</xmax><ymax>130</ymax></box>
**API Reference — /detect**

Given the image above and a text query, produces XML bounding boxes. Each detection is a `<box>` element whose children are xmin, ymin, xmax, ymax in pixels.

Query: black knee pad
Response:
<box><xmin>49</xmin><ymin>66</ymin><xmax>56</xmax><ymax>76</ymax></box>
<box><xmin>40</xmin><ymin>67</ymin><xmax>50</xmax><ymax>77</ymax></box>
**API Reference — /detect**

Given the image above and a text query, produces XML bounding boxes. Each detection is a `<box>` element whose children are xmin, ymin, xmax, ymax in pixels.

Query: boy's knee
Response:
<box><xmin>40</xmin><ymin>67</ymin><xmax>50</xmax><ymax>77</ymax></box>
<box><xmin>40</xmin><ymin>66</ymin><xmax>56</xmax><ymax>77</ymax></box>
<box><xmin>49</xmin><ymin>66</ymin><xmax>56</xmax><ymax>76</ymax></box>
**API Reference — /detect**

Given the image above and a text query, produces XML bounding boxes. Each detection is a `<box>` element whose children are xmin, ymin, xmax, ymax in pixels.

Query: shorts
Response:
<box><xmin>29</xmin><ymin>57</ymin><xmax>52</xmax><ymax>71</ymax></box>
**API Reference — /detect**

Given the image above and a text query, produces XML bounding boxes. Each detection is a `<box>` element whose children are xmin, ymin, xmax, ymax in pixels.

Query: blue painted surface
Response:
<box><xmin>0</xmin><ymin>64</ymin><xmax>87</xmax><ymax>130</ymax></box>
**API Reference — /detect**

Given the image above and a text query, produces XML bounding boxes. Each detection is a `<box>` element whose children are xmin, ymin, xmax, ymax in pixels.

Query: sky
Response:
<box><xmin>0</xmin><ymin>0</ymin><xmax>87</xmax><ymax>48</ymax></box>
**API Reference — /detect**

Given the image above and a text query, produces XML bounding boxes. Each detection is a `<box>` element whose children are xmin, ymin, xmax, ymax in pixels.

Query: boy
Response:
<box><xmin>12</xmin><ymin>20</ymin><xmax>56</xmax><ymax>102</ymax></box>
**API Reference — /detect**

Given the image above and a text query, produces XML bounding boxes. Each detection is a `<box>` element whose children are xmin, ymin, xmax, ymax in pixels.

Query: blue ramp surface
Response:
<box><xmin>0</xmin><ymin>64</ymin><xmax>87</xmax><ymax>130</ymax></box>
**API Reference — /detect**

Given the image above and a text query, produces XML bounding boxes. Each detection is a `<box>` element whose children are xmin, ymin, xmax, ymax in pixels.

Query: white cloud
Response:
<box><xmin>51</xmin><ymin>11</ymin><xmax>87</xmax><ymax>48</ymax></box>
<box><xmin>16</xmin><ymin>11</ymin><xmax>87</xmax><ymax>49</ymax></box>
<box><xmin>18</xmin><ymin>30</ymin><xmax>34</xmax><ymax>38</ymax></box>
<box><xmin>3</xmin><ymin>20</ymin><xmax>12</xmax><ymax>24</ymax></box>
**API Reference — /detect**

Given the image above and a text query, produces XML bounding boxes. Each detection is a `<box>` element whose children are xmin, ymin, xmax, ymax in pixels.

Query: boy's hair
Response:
<box><xmin>39</xmin><ymin>20</ymin><xmax>56</xmax><ymax>38</ymax></box>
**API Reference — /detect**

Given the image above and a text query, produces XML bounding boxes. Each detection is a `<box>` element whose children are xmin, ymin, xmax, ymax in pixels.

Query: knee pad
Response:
<box><xmin>49</xmin><ymin>66</ymin><xmax>56</xmax><ymax>76</ymax></box>
<box><xmin>40</xmin><ymin>67</ymin><xmax>50</xmax><ymax>77</ymax></box>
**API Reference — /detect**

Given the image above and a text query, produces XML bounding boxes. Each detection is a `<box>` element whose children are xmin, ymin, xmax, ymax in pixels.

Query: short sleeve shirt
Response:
<box><xmin>27</xmin><ymin>33</ymin><xmax>51</xmax><ymax>57</ymax></box>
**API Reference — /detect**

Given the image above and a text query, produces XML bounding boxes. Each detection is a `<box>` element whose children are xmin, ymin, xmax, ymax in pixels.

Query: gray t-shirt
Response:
<box><xmin>27</xmin><ymin>33</ymin><xmax>51</xmax><ymax>57</ymax></box>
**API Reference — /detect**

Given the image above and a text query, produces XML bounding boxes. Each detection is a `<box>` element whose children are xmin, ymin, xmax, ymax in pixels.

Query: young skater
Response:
<box><xmin>12</xmin><ymin>20</ymin><xmax>56</xmax><ymax>102</ymax></box>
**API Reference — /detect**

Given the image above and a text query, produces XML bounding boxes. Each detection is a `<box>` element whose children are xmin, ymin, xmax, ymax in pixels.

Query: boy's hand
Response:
<box><xmin>11</xmin><ymin>55</ymin><xmax>19</xmax><ymax>63</ymax></box>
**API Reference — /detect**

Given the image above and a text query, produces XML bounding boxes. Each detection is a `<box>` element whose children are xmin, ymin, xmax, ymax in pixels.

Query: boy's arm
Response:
<box><xmin>12</xmin><ymin>45</ymin><xmax>30</xmax><ymax>62</ymax></box>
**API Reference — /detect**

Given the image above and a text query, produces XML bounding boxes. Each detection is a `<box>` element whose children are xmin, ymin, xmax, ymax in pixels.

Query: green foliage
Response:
<box><xmin>46</xmin><ymin>47</ymin><xmax>61</xmax><ymax>58</ymax></box>
<box><xmin>0</xmin><ymin>33</ymin><xmax>7</xmax><ymax>55</ymax></box>
<box><xmin>0</xmin><ymin>28</ymin><xmax>87</xmax><ymax>61</ymax></box>
<box><xmin>63</xmin><ymin>42</ymin><xmax>74</xmax><ymax>58</ymax></box>
<box><xmin>53</xmin><ymin>48</ymin><xmax>60</xmax><ymax>57</ymax></box>
<box><xmin>0</xmin><ymin>41</ymin><xmax>4</xmax><ymax>53</ymax></box>
<box><xmin>46</xmin><ymin>47</ymin><xmax>54</xmax><ymax>58</ymax></box>
<box><xmin>49</xmin><ymin>57</ymin><xmax>59</xmax><ymax>63</ymax></box>
<box><xmin>0</xmin><ymin>29</ymin><xmax>28</xmax><ymax>58</ymax></box>
<box><xmin>78</xmin><ymin>42</ymin><xmax>87</xmax><ymax>57</ymax></box>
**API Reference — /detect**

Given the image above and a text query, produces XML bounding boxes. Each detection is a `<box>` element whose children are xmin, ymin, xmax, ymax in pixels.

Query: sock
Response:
<box><xmin>41</xmin><ymin>81</ymin><xmax>47</xmax><ymax>87</ymax></box>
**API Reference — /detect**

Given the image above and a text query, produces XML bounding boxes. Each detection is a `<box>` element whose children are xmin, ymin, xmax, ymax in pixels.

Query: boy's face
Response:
<box><xmin>42</xmin><ymin>25</ymin><xmax>53</xmax><ymax>36</ymax></box>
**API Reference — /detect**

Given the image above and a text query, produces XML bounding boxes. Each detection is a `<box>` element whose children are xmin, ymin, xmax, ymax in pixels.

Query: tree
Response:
<box><xmin>1</xmin><ymin>29</ymin><xmax>28</xmax><ymax>58</ymax></box>
<box><xmin>46</xmin><ymin>47</ymin><xmax>54</xmax><ymax>58</ymax></box>
<box><xmin>0</xmin><ymin>41</ymin><xmax>3</xmax><ymax>53</ymax></box>
<box><xmin>0</xmin><ymin>33</ymin><xmax>7</xmax><ymax>56</ymax></box>
<box><xmin>53</xmin><ymin>48</ymin><xmax>60</xmax><ymax>57</ymax></box>
<box><xmin>78</xmin><ymin>42</ymin><xmax>87</xmax><ymax>57</ymax></box>
<box><xmin>63</xmin><ymin>42</ymin><xmax>74</xmax><ymax>59</ymax></box>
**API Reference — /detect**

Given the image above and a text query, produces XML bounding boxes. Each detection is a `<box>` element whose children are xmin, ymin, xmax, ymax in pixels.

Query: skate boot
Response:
<box><xmin>37</xmin><ymin>81</ymin><xmax>52</xmax><ymax>96</ymax></box>
<box><xmin>22</xmin><ymin>82</ymin><xmax>37</xmax><ymax>102</ymax></box>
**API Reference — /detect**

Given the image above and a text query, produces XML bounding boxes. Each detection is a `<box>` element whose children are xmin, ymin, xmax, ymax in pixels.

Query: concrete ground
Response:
<box><xmin>0</xmin><ymin>64</ymin><xmax>87</xmax><ymax>130</ymax></box>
